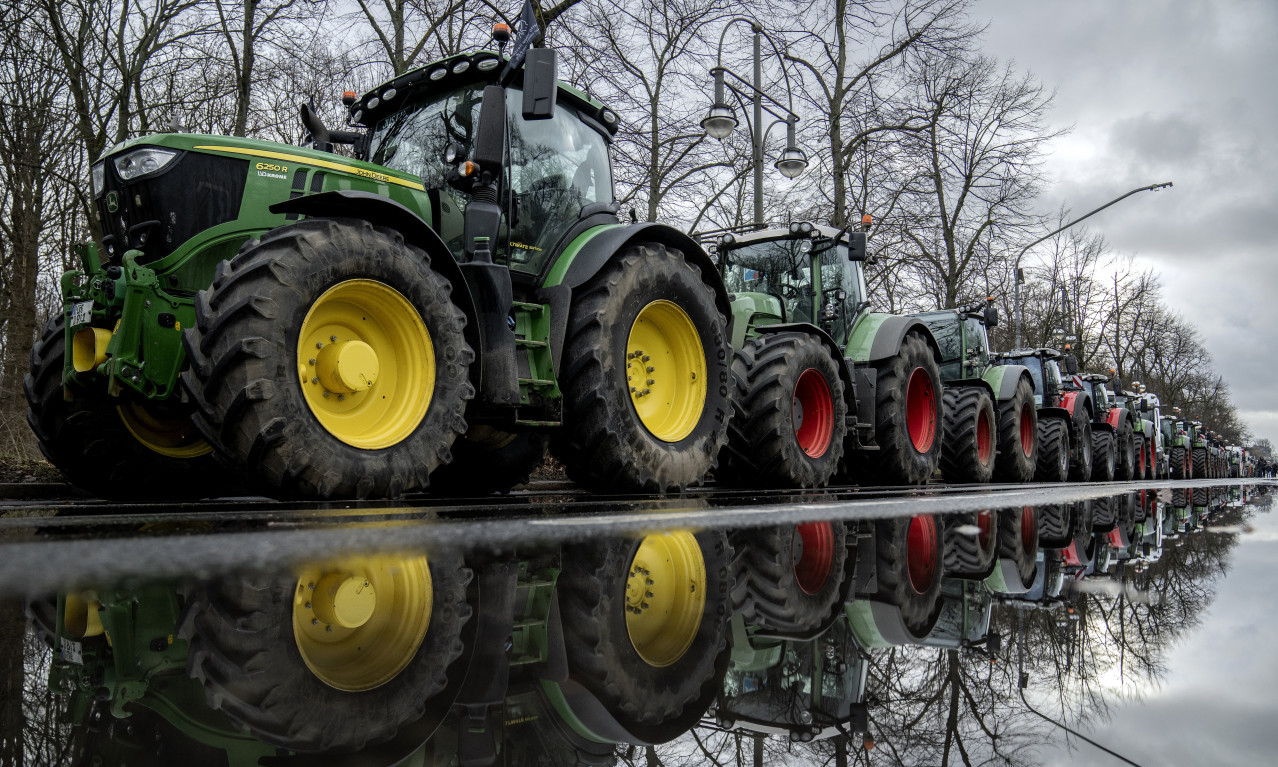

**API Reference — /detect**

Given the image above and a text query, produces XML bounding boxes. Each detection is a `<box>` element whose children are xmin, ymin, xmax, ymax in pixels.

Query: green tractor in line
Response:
<box><xmin>27</xmin><ymin>35</ymin><xmax>733</xmax><ymax>500</ymax></box>
<box><xmin>1111</xmin><ymin>384</ymin><xmax>1162</xmax><ymax>480</ymax></box>
<box><xmin>991</xmin><ymin>348</ymin><xmax>1084</xmax><ymax>483</ymax></box>
<box><xmin>912</xmin><ymin>300</ymin><xmax>1039</xmax><ymax>484</ymax></box>
<box><xmin>708</xmin><ymin>219</ymin><xmax>944</xmax><ymax>488</ymax></box>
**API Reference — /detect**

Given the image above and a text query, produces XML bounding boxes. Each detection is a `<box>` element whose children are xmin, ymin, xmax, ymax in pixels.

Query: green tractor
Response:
<box><xmin>709</xmin><ymin>219</ymin><xmax>944</xmax><ymax>488</ymax></box>
<box><xmin>27</xmin><ymin>37</ymin><xmax>732</xmax><ymax>500</ymax></box>
<box><xmin>912</xmin><ymin>299</ymin><xmax>1039</xmax><ymax>484</ymax></box>
<box><xmin>1163</xmin><ymin>406</ymin><xmax>1192</xmax><ymax>479</ymax></box>
<box><xmin>992</xmin><ymin>348</ymin><xmax>1085</xmax><ymax>483</ymax></box>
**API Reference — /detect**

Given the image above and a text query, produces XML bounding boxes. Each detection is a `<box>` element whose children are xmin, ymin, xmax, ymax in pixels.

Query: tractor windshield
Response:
<box><xmin>370</xmin><ymin>83</ymin><xmax>613</xmax><ymax>272</ymax></box>
<box><xmin>1007</xmin><ymin>355</ymin><xmax>1045</xmax><ymax>404</ymax></box>
<box><xmin>722</xmin><ymin>237</ymin><xmax>861</xmax><ymax>344</ymax></box>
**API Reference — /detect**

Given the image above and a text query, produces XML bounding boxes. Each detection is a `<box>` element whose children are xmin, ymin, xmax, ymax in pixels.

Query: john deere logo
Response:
<box><xmin>105</xmin><ymin>191</ymin><xmax>119</xmax><ymax>213</ymax></box>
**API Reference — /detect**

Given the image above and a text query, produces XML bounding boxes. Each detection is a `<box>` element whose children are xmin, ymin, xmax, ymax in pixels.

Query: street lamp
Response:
<box><xmin>701</xmin><ymin>19</ymin><xmax>806</xmax><ymax>227</ymax></box>
<box><xmin>1012</xmin><ymin>181</ymin><xmax>1173</xmax><ymax>349</ymax></box>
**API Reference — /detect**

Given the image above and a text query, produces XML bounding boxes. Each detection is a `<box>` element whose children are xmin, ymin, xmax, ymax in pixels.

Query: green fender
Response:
<box><xmin>983</xmin><ymin>364</ymin><xmax>1035</xmax><ymax>402</ymax></box>
<box><xmin>844</xmin><ymin>312</ymin><xmax>940</xmax><ymax>364</ymax></box>
<box><xmin>728</xmin><ymin>292</ymin><xmax>784</xmax><ymax>348</ymax></box>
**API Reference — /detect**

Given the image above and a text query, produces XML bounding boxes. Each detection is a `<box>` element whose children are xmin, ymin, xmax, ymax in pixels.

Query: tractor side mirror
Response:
<box><xmin>522</xmin><ymin>47</ymin><xmax>558</xmax><ymax>120</ymax></box>
<box><xmin>984</xmin><ymin>304</ymin><xmax>999</xmax><ymax>327</ymax></box>
<box><xmin>848</xmin><ymin>230</ymin><xmax>868</xmax><ymax>261</ymax></box>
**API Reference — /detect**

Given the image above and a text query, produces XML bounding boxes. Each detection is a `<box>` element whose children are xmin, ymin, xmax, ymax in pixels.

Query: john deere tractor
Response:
<box><xmin>912</xmin><ymin>299</ymin><xmax>1039</xmax><ymax>484</ymax></box>
<box><xmin>27</xmin><ymin>39</ymin><xmax>732</xmax><ymax>500</ymax></box>
<box><xmin>710</xmin><ymin>220</ymin><xmax>944</xmax><ymax>488</ymax></box>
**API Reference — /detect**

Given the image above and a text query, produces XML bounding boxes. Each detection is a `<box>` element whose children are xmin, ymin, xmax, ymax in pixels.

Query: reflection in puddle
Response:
<box><xmin>8</xmin><ymin>484</ymin><xmax>1271</xmax><ymax>765</ymax></box>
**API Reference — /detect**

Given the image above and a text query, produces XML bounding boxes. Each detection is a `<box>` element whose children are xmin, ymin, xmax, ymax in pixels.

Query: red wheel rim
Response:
<box><xmin>793</xmin><ymin>522</ymin><xmax>835</xmax><ymax>595</ymax></box>
<box><xmin>976</xmin><ymin>510</ymin><xmax>994</xmax><ymax>552</ymax></box>
<box><xmin>1019</xmin><ymin>408</ymin><xmax>1035</xmax><ymax>457</ymax></box>
<box><xmin>1020</xmin><ymin>506</ymin><xmax>1037</xmax><ymax>553</ymax></box>
<box><xmin>976</xmin><ymin>408</ymin><xmax>994</xmax><ymax>464</ymax></box>
<box><xmin>793</xmin><ymin>368</ymin><xmax>835</xmax><ymax>458</ymax></box>
<box><xmin>905</xmin><ymin>369</ymin><xmax>937</xmax><ymax>453</ymax></box>
<box><xmin>906</xmin><ymin>515</ymin><xmax>938</xmax><ymax>594</ymax></box>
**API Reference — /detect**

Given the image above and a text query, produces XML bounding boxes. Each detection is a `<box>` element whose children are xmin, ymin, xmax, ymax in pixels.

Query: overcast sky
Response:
<box><xmin>975</xmin><ymin>0</ymin><xmax>1278</xmax><ymax>447</ymax></box>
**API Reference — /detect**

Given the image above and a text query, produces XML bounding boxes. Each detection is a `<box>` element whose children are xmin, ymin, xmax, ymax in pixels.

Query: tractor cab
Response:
<box><xmin>712</xmin><ymin>220</ymin><xmax>869</xmax><ymax>347</ymax></box>
<box><xmin>914</xmin><ymin>298</ymin><xmax>998</xmax><ymax>382</ymax></box>
<box><xmin>1077</xmin><ymin>373</ymin><xmax>1114</xmax><ymax>415</ymax></box>
<box><xmin>999</xmin><ymin>348</ymin><xmax>1064</xmax><ymax>407</ymax></box>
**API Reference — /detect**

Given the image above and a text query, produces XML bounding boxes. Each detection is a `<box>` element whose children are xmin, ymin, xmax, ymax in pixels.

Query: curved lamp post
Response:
<box><xmin>1012</xmin><ymin>181</ymin><xmax>1173</xmax><ymax>349</ymax></box>
<box><xmin>701</xmin><ymin>19</ymin><xmax>806</xmax><ymax>227</ymax></box>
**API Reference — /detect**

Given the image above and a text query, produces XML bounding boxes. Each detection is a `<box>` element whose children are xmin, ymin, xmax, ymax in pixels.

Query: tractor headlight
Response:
<box><xmin>113</xmin><ymin>148</ymin><xmax>179</xmax><ymax>181</ymax></box>
<box><xmin>91</xmin><ymin>161</ymin><xmax>105</xmax><ymax>197</ymax></box>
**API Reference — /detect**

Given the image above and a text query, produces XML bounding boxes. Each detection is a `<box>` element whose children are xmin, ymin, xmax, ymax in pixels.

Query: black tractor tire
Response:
<box><xmin>551</xmin><ymin>243</ymin><xmax>730</xmax><ymax>492</ymax></box>
<box><xmin>1037</xmin><ymin>504</ymin><xmax>1073</xmax><ymax>549</ymax></box>
<box><xmin>992</xmin><ymin>377</ymin><xmax>1037</xmax><ymax>483</ymax></box>
<box><xmin>1091</xmin><ymin>430</ymin><xmax>1116</xmax><ymax>481</ymax></box>
<box><xmin>719</xmin><ymin>332</ymin><xmax>847</xmax><ymax>488</ymax></box>
<box><xmin>179</xmin><ymin>554</ymin><xmax>471</xmax><ymax>752</ymax></box>
<box><xmin>1170</xmin><ymin>445</ymin><xmax>1188</xmax><ymax>480</ymax></box>
<box><xmin>1034</xmin><ymin>418</ymin><xmax>1070</xmax><ymax>482</ymax></box>
<box><xmin>998</xmin><ymin>507</ymin><xmax>1039</xmax><ymax>589</ymax></box>
<box><xmin>24</xmin><ymin>315</ymin><xmax>225</xmax><ymax>500</ymax></box>
<box><xmin>938</xmin><ymin>386</ymin><xmax>997</xmax><ymax>484</ymax></box>
<box><xmin>1192</xmin><ymin>446</ymin><xmax>1209</xmax><ymax>481</ymax></box>
<box><xmin>1073</xmin><ymin>500</ymin><xmax>1095</xmax><ymax>539</ymax></box>
<box><xmin>1067</xmin><ymin>408</ymin><xmax>1093</xmax><ymax>482</ymax></box>
<box><xmin>850</xmin><ymin>332</ymin><xmax>942</xmax><ymax>485</ymax></box>
<box><xmin>428</xmin><ymin>426</ymin><xmax>549</xmax><ymax>495</ymax></box>
<box><xmin>942</xmin><ymin>510</ymin><xmax>998</xmax><ymax>579</ymax></box>
<box><xmin>1092</xmin><ymin>495</ymin><xmax>1117</xmax><ymax>530</ymax></box>
<box><xmin>182</xmin><ymin>218</ymin><xmax>474</xmax><ymax>500</ymax></box>
<box><xmin>866</xmin><ymin>515</ymin><xmax>943</xmax><ymax>637</ymax></box>
<box><xmin>558</xmin><ymin>530</ymin><xmax>731</xmax><ymax>732</ymax></box>
<box><xmin>729</xmin><ymin>521</ymin><xmax>852</xmax><ymax>638</ymax></box>
<box><xmin>1113</xmin><ymin>420</ymin><xmax>1137</xmax><ymax>481</ymax></box>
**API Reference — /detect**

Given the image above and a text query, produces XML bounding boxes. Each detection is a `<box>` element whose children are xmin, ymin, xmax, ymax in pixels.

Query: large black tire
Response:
<box><xmin>552</xmin><ymin>243</ymin><xmax>730</xmax><ymax>492</ymax></box>
<box><xmin>24</xmin><ymin>315</ymin><xmax>225</xmax><ymax>500</ymax></box>
<box><xmin>1092</xmin><ymin>495</ymin><xmax>1117</xmax><ymax>530</ymax></box>
<box><xmin>719</xmin><ymin>332</ymin><xmax>847</xmax><ymax>488</ymax></box>
<box><xmin>182</xmin><ymin>218</ymin><xmax>474</xmax><ymax>499</ymax></box>
<box><xmin>866</xmin><ymin>515</ymin><xmax>943</xmax><ymax>636</ymax></box>
<box><xmin>179</xmin><ymin>553</ymin><xmax>470</xmax><ymax>752</ymax></box>
<box><xmin>942</xmin><ymin>510</ymin><xmax>998</xmax><ymax>579</ymax></box>
<box><xmin>558</xmin><ymin>530</ymin><xmax>731</xmax><ymax>732</ymax></box>
<box><xmin>852</xmin><ymin>332</ymin><xmax>942</xmax><ymax>485</ymax></box>
<box><xmin>1036</xmin><ymin>504</ymin><xmax>1073</xmax><ymax>549</ymax></box>
<box><xmin>1034</xmin><ymin>418</ymin><xmax>1069</xmax><ymax>482</ymax></box>
<box><xmin>992</xmin><ymin>376</ymin><xmax>1037</xmax><ymax>483</ymax></box>
<box><xmin>428</xmin><ymin>426</ymin><xmax>549</xmax><ymax>494</ymax></box>
<box><xmin>1192</xmin><ymin>446</ymin><xmax>1209</xmax><ymax>481</ymax></box>
<box><xmin>1112</xmin><ymin>419</ymin><xmax>1137</xmax><ymax>481</ymax></box>
<box><xmin>1067</xmin><ymin>407</ymin><xmax>1093</xmax><ymax>482</ymax></box>
<box><xmin>998</xmin><ymin>507</ymin><xmax>1039</xmax><ymax>589</ymax></box>
<box><xmin>729</xmin><ymin>521</ymin><xmax>852</xmax><ymax>638</ymax></box>
<box><xmin>1090</xmin><ymin>430</ymin><xmax>1116</xmax><ymax>481</ymax></box>
<box><xmin>939</xmin><ymin>387</ymin><xmax>997</xmax><ymax>484</ymax></box>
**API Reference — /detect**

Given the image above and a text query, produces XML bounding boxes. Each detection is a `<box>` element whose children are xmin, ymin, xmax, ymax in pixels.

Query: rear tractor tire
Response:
<box><xmin>720</xmin><ymin>332</ymin><xmax>847</xmax><ymax>488</ymax></box>
<box><xmin>1114</xmin><ymin>420</ymin><xmax>1137</xmax><ymax>481</ymax></box>
<box><xmin>559</xmin><ymin>530</ymin><xmax>731</xmax><ymax>736</ymax></box>
<box><xmin>1034</xmin><ymin>418</ymin><xmax>1070</xmax><ymax>482</ymax></box>
<box><xmin>1192</xmin><ymin>446</ymin><xmax>1208</xmax><ymax>481</ymax></box>
<box><xmin>1091</xmin><ymin>430</ymin><xmax>1116</xmax><ymax>481</ymax></box>
<box><xmin>942</xmin><ymin>510</ymin><xmax>998</xmax><ymax>579</ymax></box>
<box><xmin>997</xmin><ymin>507</ymin><xmax>1039</xmax><ymax>591</ymax></box>
<box><xmin>25</xmin><ymin>315</ymin><xmax>224</xmax><ymax>500</ymax></box>
<box><xmin>939</xmin><ymin>387</ymin><xmax>996</xmax><ymax>484</ymax></box>
<box><xmin>730</xmin><ymin>521</ymin><xmax>852</xmax><ymax>638</ymax></box>
<box><xmin>865</xmin><ymin>515</ymin><xmax>943</xmax><ymax>637</ymax></box>
<box><xmin>992</xmin><ymin>377</ymin><xmax>1037</xmax><ymax>483</ymax></box>
<box><xmin>852</xmin><ymin>332</ymin><xmax>942</xmax><ymax>485</ymax></box>
<box><xmin>1067</xmin><ymin>408</ymin><xmax>1093</xmax><ymax>482</ymax></box>
<box><xmin>182</xmin><ymin>218</ymin><xmax>474</xmax><ymax>499</ymax></box>
<box><xmin>552</xmin><ymin>243</ymin><xmax>731</xmax><ymax>492</ymax></box>
<box><xmin>179</xmin><ymin>553</ymin><xmax>470</xmax><ymax>753</ymax></box>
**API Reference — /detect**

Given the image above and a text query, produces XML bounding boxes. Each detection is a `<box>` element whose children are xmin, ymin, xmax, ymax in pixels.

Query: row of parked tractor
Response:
<box><xmin>23</xmin><ymin>39</ymin><xmax>1253</xmax><ymax>504</ymax></box>
<box><xmin>35</xmin><ymin>485</ymin><xmax>1254</xmax><ymax>764</ymax></box>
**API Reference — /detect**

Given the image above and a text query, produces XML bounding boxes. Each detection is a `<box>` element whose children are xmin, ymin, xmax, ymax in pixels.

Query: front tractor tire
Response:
<box><xmin>1114</xmin><ymin>420</ymin><xmax>1137</xmax><ymax>481</ymax></box>
<box><xmin>553</xmin><ymin>242</ymin><xmax>730</xmax><ymax>492</ymax></box>
<box><xmin>939</xmin><ymin>386</ymin><xmax>997</xmax><ymax>484</ymax></box>
<box><xmin>720</xmin><ymin>332</ymin><xmax>847</xmax><ymax>488</ymax></box>
<box><xmin>1091</xmin><ymin>430</ymin><xmax>1116</xmax><ymax>481</ymax></box>
<box><xmin>179</xmin><ymin>553</ymin><xmax>470</xmax><ymax>753</ymax></box>
<box><xmin>182</xmin><ymin>219</ymin><xmax>474</xmax><ymax>499</ymax></box>
<box><xmin>867</xmin><ymin>514</ymin><xmax>943</xmax><ymax>637</ymax></box>
<box><xmin>1034</xmin><ymin>418</ymin><xmax>1070</xmax><ymax>482</ymax></box>
<box><xmin>1067</xmin><ymin>408</ymin><xmax>1094</xmax><ymax>482</ymax></box>
<box><xmin>853</xmin><ymin>332</ymin><xmax>942</xmax><ymax>485</ymax></box>
<box><xmin>559</xmin><ymin>530</ymin><xmax>731</xmax><ymax>737</ymax></box>
<box><xmin>992</xmin><ymin>377</ymin><xmax>1037</xmax><ymax>483</ymax></box>
<box><xmin>25</xmin><ymin>315</ymin><xmax>223</xmax><ymax>500</ymax></box>
<box><xmin>1170</xmin><ymin>445</ymin><xmax>1188</xmax><ymax>479</ymax></box>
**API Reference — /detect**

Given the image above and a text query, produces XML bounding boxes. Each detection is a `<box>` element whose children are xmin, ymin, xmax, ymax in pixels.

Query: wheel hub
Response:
<box><xmin>624</xmin><ymin>532</ymin><xmax>706</xmax><ymax>668</ymax></box>
<box><xmin>626</xmin><ymin>300</ymin><xmax>707</xmax><ymax>443</ymax></box>
<box><xmin>905</xmin><ymin>368</ymin><xmax>937</xmax><ymax>453</ymax></box>
<box><xmin>906</xmin><ymin>515</ymin><xmax>938</xmax><ymax>594</ymax></box>
<box><xmin>793</xmin><ymin>522</ymin><xmax>835</xmax><ymax>594</ymax></box>
<box><xmin>316</xmin><ymin>340</ymin><xmax>379</xmax><ymax>394</ymax></box>
<box><xmin>311</xmin><ymin>573</ymin><xmax>377</xmax><ymax>629</ymax></box>
<box><xmin>1019</xmin><ymin>408</ymin><xmax>1034</xmax><ymax>457</ymax></box>
<box><xmin>792</xmin><ymin>368</ymin><xmax>834</xmax><ymax>458</ymax></box>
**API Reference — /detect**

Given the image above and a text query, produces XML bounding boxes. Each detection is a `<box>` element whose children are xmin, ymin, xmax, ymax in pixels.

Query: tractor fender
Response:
<box><xmin>546</xmin><ymin>222</ymin><xmax>731</xmax><ymax>320</ymax></box>
<box><xmin>1061</xmin><ymin>390</ymin><xmax>1091</xmax><ymax>419</ymax></box>
<box><xmin>847</xmin><ymin>313</ymin><xmax>941</xmax><ymax>364</ymax></box>
<box><xmin>268</xmin><ymin>190</ymin><xmax>483</xmax><ymax>386</ymax></box>
<box><xmin>1038</xmin><ymin>406</ymin><xmax>1071</xmax><ymax>423</ymax></box>
<box><xmin>946</xmin><ymin>377</ymin><xmax>996</xmax><ymax>400</ymax></box>
<box><xmin>984</xmin><ymin>364</ymin><xmax>1035</xmax><ymax>401</ymax></box>
<box><xmin>1105</xmin><ymin>406</ymin><xmax>1131</xmax><ymax>430</ymax></box>
<box><xmin>755</xmin><ymin>322</ymin><xmax>858</xmax><ymax>415</ymax></box>
<box><xmin>1092</xmin><ymin>421</ymin><xmax>1115</xmax><ymax>433</ymax></box>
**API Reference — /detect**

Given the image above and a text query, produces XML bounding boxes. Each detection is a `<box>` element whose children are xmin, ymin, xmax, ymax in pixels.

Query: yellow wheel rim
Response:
<box><xmin>293</xmin><ymin>555</ymin><xmax>433</xmax><ymax>691</ymax></box>
<box><xmin>625</xmin><ymin>300</ymin><xmax>706</xmax><ymax>442</ymax></box>
<box><xmin>624</xmin><ymin>532</ymin><xmax>706</xmax><ymax>668</ymax></box>
<box><xmin>297</xmin><ymin>280</ymin><xmax>433</xmax><ymax>449</ymax></box>
<box><xmin>117</xmin><ymin>402</ymin><xmax>213</xmax><ymax>458</ymax></box>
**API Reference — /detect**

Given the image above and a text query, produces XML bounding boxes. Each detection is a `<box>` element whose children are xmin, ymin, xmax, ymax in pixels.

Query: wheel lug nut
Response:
<box><xmin>642</xmin><ymin>355</ymin><xmax>651</xmax><ymax>362</ymax></box>
<box><xmin>308</xmin><ymin>358</ymin><xmax>316</xmax><ymax>365</ymax></box>
<box><xmin>647</xmin><ymin>379</ymin><xmax>655</xmax><ymax>385</ymax></box>
<box><xmin>316</xmin><ymin>342</ymin><xmax>323</xmax><ymax>349</ymax></box>
<box><xmin>312</xmin><ymin>618</ymin><xmax>319</xmax><ymax>625</ymax></box>
<box><xmin>646</xmin><ymin>366</ymin><xmax>655</xmax><ymax>373</ymax></box>
<box><xmin>323</xmin><ymin>391</ymin><xmax>331</xmax><ymax>398</ymax></box>
<box><xmin>330</xmin><ymin>335</ymin><xmax>337</xmax><ymax>342</ymax></box>
<box><xmin>311</xmin><ymin>377</ymin><xmax>318</xmax><ymax>384</ymax></box>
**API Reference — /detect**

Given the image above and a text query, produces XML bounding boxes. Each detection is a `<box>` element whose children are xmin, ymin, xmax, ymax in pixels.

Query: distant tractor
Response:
<box><xmin>27</xmin><ymin>41</ymin><xmax>736</xmax><ymax>500</ymax></box>
<box><xmin>1072</xmin><ymin>373</ymin><xmax>1141</xmax><ymax>481</ymax></box>
<box><xmin>994</xmin><ymin>348</ymin><xmax>1091</xmax><ymax>482</ymax></box>
<box><xmin>711</xmin><ymin>220</ymin><xmax>943</xmax><ymax>488</ymax></box>
<box><xmin>913</xmin><ymin>300</ymin><xmax>1039</xmax><ymax>484</ymax></box>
